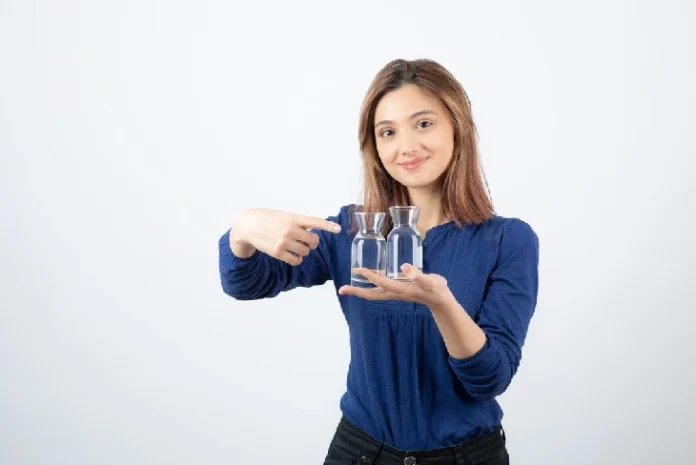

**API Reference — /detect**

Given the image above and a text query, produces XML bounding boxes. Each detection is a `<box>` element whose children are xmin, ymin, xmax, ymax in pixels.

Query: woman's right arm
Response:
<box><xmin>218</xmin><ymin>207</ymin><xmax>345</xmax><ymax>300</ymax></box>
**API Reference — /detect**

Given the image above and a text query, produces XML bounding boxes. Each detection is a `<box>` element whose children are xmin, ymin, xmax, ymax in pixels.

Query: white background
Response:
<box><xmin>1</xmin><ymin>1</ymin><xmax>694</xmax><ymax>464</ymax></box>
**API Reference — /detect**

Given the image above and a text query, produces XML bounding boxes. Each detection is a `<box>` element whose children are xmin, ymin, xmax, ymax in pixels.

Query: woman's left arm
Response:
<box><xmin>339</xmin><ymin>219</ymin><xmax>540</xmax><ymax>401</ymax></box>
<box><xmin>441</xmin><ymin>219</ymin><xmax>540</xmax><ymax>401</ymax></box>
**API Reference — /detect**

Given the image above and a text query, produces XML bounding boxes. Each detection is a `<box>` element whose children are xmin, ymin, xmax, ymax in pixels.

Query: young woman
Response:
<box><xmin>219</xmin><ymin>59</ymin><xmax>539</xmax><ymax>465</ymax></box>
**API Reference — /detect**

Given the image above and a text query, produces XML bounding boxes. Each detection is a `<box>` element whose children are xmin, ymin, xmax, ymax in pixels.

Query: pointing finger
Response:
<box><xmin>294</xmin><ymin>214</ymin><xmax>342</xmax><ymax>233</ymax></box>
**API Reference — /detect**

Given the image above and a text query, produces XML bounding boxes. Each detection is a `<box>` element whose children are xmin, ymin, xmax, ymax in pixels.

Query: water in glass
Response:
<box><xmin>387</xmin><ymin>206</ymin><xmax>423</xmax><ymax>281</ymax></box>
<box><xmin>350</xmin><ymin>211</ymin><xmax>387</xmax><ymax>287</ymax></box>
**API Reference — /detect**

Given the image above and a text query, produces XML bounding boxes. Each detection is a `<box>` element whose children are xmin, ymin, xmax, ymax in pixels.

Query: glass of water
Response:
<box><xmin>350</xmin><ymin>211</ymin><xmax>387</xmax><ymax>287</ymax></box>
<box><xmin>386</xmin><ymin>206</ymin><xmax>423</xmax><ymax>280</ymax></box>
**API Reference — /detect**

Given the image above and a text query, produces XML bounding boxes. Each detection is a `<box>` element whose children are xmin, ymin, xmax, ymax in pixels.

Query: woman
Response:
<box><xmin>218</xmin><ymin>58</ymin><xmax>539</xmax><ymax>465</ymax></box>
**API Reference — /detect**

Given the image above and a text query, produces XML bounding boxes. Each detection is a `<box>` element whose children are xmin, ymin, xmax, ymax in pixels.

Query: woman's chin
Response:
<box><xmin>398</xmin><ymin>177</ymin><xmax>442</xmax><ymax>191</ymax></box>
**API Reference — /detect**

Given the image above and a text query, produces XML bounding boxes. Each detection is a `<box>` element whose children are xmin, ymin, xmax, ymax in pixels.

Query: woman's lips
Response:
<box><xmin>399</xmin><ymin>157</ymin><xmax>428</xmax><ymax>170</ymax></box>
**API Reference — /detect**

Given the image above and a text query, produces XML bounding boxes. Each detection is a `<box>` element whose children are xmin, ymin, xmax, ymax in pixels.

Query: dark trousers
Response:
<box><xmin>323</xmin><ymin>416</ymin><xmax>509</xmax><ymax>465</ymax></box>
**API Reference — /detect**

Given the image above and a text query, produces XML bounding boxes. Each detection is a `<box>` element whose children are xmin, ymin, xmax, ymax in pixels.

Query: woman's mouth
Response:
<box><xmin>399</xmin><ymin>157</ymin><xmax>428</xmax><ymax>171</ymax></box>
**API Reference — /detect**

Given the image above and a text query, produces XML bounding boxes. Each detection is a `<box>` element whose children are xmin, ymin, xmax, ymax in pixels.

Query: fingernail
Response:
<box><xmin>333</xmin><ymin>224</ymin><xmax>341</xmax><ymax>232</ymax></box>
<box><xmin>401</xmin><ymin>263</ymin><xmax>411</xmax><ymax>272</ymax></box>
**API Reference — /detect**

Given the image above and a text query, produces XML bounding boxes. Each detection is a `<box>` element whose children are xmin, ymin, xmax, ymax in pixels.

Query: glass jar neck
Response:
<box><xmin>389</xmin><ymin>206</ymin><xmax>420</xmax><ymax>227</ymax></box>
<box><xmin>355</xmin><ymin>212</ymin><xmax>386</xmax><ymax>234</ymax></box>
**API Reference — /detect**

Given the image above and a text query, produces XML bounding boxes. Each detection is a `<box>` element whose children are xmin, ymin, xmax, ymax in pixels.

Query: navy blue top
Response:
<box><xmin>218</xmin><ymin>205</ymin><xmax>539</xmax><ymax>451</ymax></box>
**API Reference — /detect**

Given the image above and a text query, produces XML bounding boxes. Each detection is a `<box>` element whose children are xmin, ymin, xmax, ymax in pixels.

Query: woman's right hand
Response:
<box><xmin>228</xmin><ymin>209</ymin><xmax>342</xmax><ymax>265</ymax></box>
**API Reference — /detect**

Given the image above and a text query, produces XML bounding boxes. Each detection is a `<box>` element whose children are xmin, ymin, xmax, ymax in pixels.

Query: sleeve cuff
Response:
<box><xmin>448</xmin><ymin>334</ymin><xmax>494</xmax><ymax>368</ymax></box>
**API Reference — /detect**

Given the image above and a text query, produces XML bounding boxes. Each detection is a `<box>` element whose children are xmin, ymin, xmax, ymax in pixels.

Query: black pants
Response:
<box><xmin>323</xmin><ymin>416</ymin><xmax>509</xmax><ymax>465</ymax></box>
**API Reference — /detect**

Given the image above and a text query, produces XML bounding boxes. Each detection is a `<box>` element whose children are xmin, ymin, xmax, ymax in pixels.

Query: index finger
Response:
<box><xmin>358</xmin><ymin>268</ymin><xmax>400</xmax><ymax>291</ymax></box>
<box><xmin>338</xmin><ymin>285</ymin><xmax>391</xmax><ymax>300</ymax></box>
<box><xmin>293</xmin><ymin>214</ymin><xmax>342</xmax><ymax>233</ymax></box>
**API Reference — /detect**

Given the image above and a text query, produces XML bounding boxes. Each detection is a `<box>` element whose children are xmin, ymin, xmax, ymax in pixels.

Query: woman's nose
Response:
<box><xmin>398</xmin><ymin>130</ymin><xmax>420</xmax><ymax>155</ymax></box>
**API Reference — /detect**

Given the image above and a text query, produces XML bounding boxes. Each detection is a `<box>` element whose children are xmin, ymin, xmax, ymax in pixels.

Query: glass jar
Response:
<box><xmin>387</xmin><ymin>206</ymin><xmax>423</xmax><ymax>281</ymax></box>
<box><xmin>350</xmin><ymin>211</ymin><xmax>387</xmax><ymax>287</ymax></box>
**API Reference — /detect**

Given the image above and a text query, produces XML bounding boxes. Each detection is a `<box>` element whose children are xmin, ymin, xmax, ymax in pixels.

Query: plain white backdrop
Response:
<box><xmin>1</xmin><ymin>1</ymin><xmax>694</xmax><ymax>464</ymax></box>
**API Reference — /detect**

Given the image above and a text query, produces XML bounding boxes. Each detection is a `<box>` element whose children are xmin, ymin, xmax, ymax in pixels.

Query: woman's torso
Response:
<box><xmin>326</xmin><ymin>205</ymin><xmax>512</xmax><ymax>450</ymax></box>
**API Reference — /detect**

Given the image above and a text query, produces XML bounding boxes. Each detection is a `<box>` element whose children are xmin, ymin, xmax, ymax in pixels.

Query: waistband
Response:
<box><xmin>330</xmin><ymin>416</ymin><xmax>507</xmax><ymax>465</ymax></box>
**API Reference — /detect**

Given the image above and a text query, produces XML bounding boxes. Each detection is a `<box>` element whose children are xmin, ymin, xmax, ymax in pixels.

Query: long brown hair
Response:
<box><xmin>351</xmin><ymin>58</ymin><xmax>494</xmax><ymax>235</ymax></box>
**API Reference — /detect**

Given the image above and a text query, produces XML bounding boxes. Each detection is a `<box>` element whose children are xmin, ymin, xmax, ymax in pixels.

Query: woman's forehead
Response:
<box><xmin>375</xmin><ymin>85</ymin><xmax>444</xmax><ymax>121</ymax></box>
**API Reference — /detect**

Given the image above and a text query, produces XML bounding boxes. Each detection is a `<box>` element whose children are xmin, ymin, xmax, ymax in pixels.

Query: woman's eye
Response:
<box><xmin>380</xmin><ymin>129</ymin><xmax>393</xmax><ymax>137</ymax></box>
<box><xmin>418</xmin><ymin>121</ymin><xmax>432</xmax><ymax>129</ymax></box>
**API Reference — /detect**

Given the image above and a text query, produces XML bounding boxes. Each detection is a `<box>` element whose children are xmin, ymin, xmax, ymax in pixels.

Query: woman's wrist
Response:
<box><xmin>228</xmin><ymin>217</ymin><xmax>256</xmax><ymax>258</ymax></box>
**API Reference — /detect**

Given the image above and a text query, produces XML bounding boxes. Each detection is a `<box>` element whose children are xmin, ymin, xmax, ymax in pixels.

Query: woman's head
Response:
<box><xmin>357</xmin><ymin>58</ymin><xmax>494</xmax><ymax>230</ymax></box>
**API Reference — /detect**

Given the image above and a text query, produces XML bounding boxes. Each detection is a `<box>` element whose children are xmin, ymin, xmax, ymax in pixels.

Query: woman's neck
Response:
<box><xmin>407</xmin><ymin>186</ymin><xmax>448</xmax><ymax>236</ymax></box>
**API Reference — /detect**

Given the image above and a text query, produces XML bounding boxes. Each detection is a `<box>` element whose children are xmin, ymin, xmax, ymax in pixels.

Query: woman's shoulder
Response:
<box><xmin>480</xmin><ymin>214</ymin><xmax>537</xmax><ymax>237</ymax></box>
<box><xmin>474</xmin><ymin>214</ymin><xmax>539</xmax><ymax>259</ymax></box>
<box><xmin>326</xmin><ymin>203</ymin><xmax>359</xmax><ymax>226</ymax></box>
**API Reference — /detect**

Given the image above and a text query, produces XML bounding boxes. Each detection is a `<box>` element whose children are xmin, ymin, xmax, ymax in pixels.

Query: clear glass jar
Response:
<box><xmin>350</xmin><ymin>211</ymin><xmax>387</xmax><ymax>287</ymax></box>
<box><xmin>387</xmin><ymin>206</ymin><xmax>423</xmax><ymax>281</ymax></box>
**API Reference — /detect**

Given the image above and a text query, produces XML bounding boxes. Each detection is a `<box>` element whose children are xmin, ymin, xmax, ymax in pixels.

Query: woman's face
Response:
<box><xmin>373</xmin><ymin>84</ymin><xmax>455</xmax><ymax>190</ymax></box>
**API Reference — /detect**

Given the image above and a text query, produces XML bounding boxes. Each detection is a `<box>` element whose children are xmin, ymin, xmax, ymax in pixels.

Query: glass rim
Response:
<box><xmin>354</xmin><ymin>211</ymin><xmax>386</xmax><ymax>217</ymax></box>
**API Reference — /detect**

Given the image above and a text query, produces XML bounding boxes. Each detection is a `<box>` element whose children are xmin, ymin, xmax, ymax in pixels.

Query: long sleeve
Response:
<box><xmin>448</xmin><ymin>219</ymin><xmax>540</xmax><ymax>401</ymax></box>
<box><xmin>218</xmin><ymin>209</ymin><xmax>343</xmax><ymax>300</ymax></box>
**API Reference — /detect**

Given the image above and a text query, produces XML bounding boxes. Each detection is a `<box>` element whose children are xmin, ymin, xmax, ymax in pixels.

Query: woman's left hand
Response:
<box><xmin>338</xmin><ymin>263</ymin><xmax>453</xmax><ymax>309</ymax></box>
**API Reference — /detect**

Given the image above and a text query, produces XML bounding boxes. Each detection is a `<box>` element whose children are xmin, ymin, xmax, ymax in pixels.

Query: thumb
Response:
<box><xmin>401</xmin><ymin>264</ymin><xmax>435</xmax><ymax>290</ymax></box>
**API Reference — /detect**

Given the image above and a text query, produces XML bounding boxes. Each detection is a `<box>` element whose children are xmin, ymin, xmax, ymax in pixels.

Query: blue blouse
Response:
<box><xmin>218</xmin><ymin>205</ymin><xmax>540</xmax><ymax>451</ymax></box>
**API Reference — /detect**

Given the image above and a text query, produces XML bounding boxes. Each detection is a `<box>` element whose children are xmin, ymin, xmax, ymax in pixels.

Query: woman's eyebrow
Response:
<box><xmin>375</xmin><ymin>109</ymin><xmax>437</xmax><ymax>128</ymax></box>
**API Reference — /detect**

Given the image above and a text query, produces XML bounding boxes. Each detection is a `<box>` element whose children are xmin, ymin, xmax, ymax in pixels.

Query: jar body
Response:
<box><xmin>386</xmin><ymin>224</ymin><xmax>423</xmax><ymax>280</ymax></box>
<box><xmin>351</xmin><ymin>232</ymin><xmax>387</xmax><ymax>287</ymax></box>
